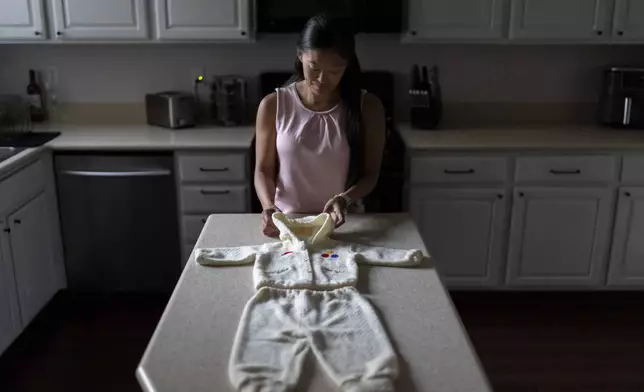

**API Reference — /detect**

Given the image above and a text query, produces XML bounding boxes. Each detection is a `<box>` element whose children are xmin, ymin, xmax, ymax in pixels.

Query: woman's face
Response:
<box><xmin>298</xmin><ymin>49</ymin><xmax>347</xmax><ymax>97</ymax></box>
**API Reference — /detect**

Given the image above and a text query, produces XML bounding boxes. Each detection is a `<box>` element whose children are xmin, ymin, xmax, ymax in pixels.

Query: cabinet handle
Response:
<box><xmin>241</xmin><ymin>31</ymin><xmax>247</xmax><ymax>36</ymax></box>
<box><xmin>410</xmin><ymin>31</ymin><xmax>417</xmax><ymax>36</ymax></box>
<box><xmin>618</xmin><ymin>31</ymin><xmax>624</xmax><ymax>36</ymax></box>
<box><xmin>443</xmin><ymin>169</ymin><xmax>475</xmax><ymax>175</ymax></box>
<box><xmin>596</xmin><ymin>30</ymin><xmax>603</xmax><ymax>35</ymax></box>
<box><xmin>199</xmin><ymin>167</ymin><xmax>229</xmax><ymax>172</ymax></box>
<box><xmin>625</xmin><ymin>191</ymin><xmax>631</xmax><ymax>197</ymax></box>
<box><xmin>34</xmin><ymin>31</ymin><xmax>41</xmax><ymax>36</ymax></box>
<box><xmin>518</xmin><ymin>192</ymin><xmax>525</xmax><ymax>197</ymax></box>
<box><xmin>497</xmin><ymin>194</ymin><xmax>503</xmax><ymax>199</ymax></box>
<box><xmin>200</xmin><ymin>189</ymin><xmax>230</xmax><ymax>195</ymax></box>
<box><xmin>14</xmin><ymin>219</ymin><xmax>21</xmax><ymax>225</ymax></box>
<box><xmin>3</xmin><ymin>228</ymin><xmax>10</xmax><ymax>233</ymax></box>
<box><xmin>57</xmin><ymin>31</ymin><xmax>62</xmax><ymax>36</ymax></box>
<box><xmin>550</xmin><ymin>169</ymin><xmax>581</xmax><ymax>175</ymax></box>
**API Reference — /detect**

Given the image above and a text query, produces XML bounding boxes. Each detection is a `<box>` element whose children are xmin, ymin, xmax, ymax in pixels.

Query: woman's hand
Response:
<box><xmin>323</xmin><ymin>195</ymin><xmax>348</xmax><ymax>228</ymax></box>
<box><xmin>261</xmin><ymin>206</ymin><xmax>281</xmax><ymax>238</ymax></box>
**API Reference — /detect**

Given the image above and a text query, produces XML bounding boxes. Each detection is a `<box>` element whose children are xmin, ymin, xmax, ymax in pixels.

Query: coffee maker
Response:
<box><xmin>600</xmin><ymin>67</ymin><xmax>644</xmax><ymax>128</ymax></box>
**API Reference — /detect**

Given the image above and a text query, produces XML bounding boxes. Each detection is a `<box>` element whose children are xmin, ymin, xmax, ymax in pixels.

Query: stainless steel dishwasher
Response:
<box><xmin>55</xmin><ymin>154</ymin><xmax>181</xmax><ymax>293</ymax></box>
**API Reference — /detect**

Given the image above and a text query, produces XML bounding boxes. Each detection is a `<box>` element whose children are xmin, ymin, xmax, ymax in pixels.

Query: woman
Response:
<box><xmin>255</xmin><ymin>14</ymin><xmax>386</xmax><ymax>237</ymax></box>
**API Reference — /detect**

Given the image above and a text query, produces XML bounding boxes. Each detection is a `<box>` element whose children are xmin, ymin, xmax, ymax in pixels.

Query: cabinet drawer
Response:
<box><xmin>410</xmin><ymin>156</ymin><xmax>508</xmax><ymax>183</ymax></box>
<box><xmin>177</xmin><ymin>153</ymin><xmax>246</xmax><ymax>183</ymax></box>
<box><xmin>515</xmin><ymin>156</ymin><xmax>617</xmax><ymax>183</ymax></box>
<box><xmin>0</xmin><ymin>159</ymin><xmax>45</xmax><ymax>215</ymax></box>
<box><xmin>182</xmin><ymin>215</ymin><xmax>210</xmax><ymax>243</ymax></box>
<box><xmin>180</xmin><ymin>185</ymin><xmax>247</xmax><ymax>213</ymax></box>
<box><xmin>621</xmin><ymin>156</ymin><xmax>644</xmax><ymax>183</ymax></box>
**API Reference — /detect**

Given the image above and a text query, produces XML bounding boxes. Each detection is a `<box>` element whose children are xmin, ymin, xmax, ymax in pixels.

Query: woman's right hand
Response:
<box><xmin>261</xmin><ymin>207</ymin><xmax>280</xmax><ymax>238</ymax></box>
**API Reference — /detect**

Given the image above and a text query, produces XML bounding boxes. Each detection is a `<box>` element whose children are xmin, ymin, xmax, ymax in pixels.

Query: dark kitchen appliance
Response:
<box><xmin>600</xmin><ymin>67</ymin><xmax>644</xmax><ymax>128</ymax></box>
<box><xmin>253</xmin><ymin>71</ymin><xmax>406</xmax><ymax>213</ymax></box>
<box><xmin>56</xmin><ymin>154</ymin><xmax>181</xmax><ymax>293</ymax></box>
<box><xmin>145</xmin><ymin>91</ymin><xmax>197</xmax><ymax>129</ymax></box>
<box><xmin>410</xmin><ymin>64</ymin><xmax>442</xmax><ymax>130</ymax></box>
<box><xmin>211</xmin><ymin>76</ymin><xmax>248</xmax><ymax>126</ymax></box>
<box><xmin>257</xmin><ymin>0</ymin><xmax>402</xmax><ymax>33</ymax></box>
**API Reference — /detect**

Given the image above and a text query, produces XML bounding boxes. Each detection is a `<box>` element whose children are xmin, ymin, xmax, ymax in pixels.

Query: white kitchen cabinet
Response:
<box><xmin>506</xmin><ymin>188</ymin><xmax>613</xmax><ymax>287</ymax></box>
<box><xmin>406</xmin><ymin>0</ymin><xmax>507</xmax><ymax>40</ymax></box>
<box><xmin>0</xmin><ymin>0</ymin><xmax>46</xmax><ymax>39</ymax></box>
<box><xmin>176</xmin><ymin>150</ymin><xmax>251</xmax><ymax>268</ymax></box>
<box><xmin>0</xmin><ymin>153</ymin><xmax>65</xmax><ymax>350</ymax></box>
<box><xmin>509</xmin><ymin>0</ymin><xmax>614</xmax><ymax>40</ymax></box>
<box><xmin>50</xmin><ymin>0</ymin><xmax>149</xmax><ymax>40</ymax></box>
<box><xmin>612</xmin><ymin>0</ymin><xmax>644</xmax><ymax>41</ymax></box>
<box><xmin>155</xmin><ymin>0</ymin><xmax>250</xmax><ymax>40</ymax></box>
<box><xmin>608</xmin><ymin>188</ymin><xmax>644</xmax><ymax>286</ymax></box>
<box><xmin>410</xmin><ymin>188</ymin><xmax>508</xmax><ymax>287</ymax></box>
<box><xmin>9</xmin><ymin>192</ymin><xmax>60</xmax><ymax>326</ymax></box>
<box><xmin>0</xmin><ymin>221</ymin><xmax>22</xmax><ymax>355</ymax></box>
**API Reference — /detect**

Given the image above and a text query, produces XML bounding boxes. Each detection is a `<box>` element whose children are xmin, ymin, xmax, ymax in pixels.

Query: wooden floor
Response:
<box><xmin>1</xmin><ymin>291</ymin><xmax>643</xmax><ymax>392</ymax></box>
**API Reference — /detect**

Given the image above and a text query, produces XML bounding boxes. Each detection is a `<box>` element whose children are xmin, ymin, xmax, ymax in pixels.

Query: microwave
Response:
<box><xmin>600</xmin><ymin>67</ymin><xmax>644</xmax><ymax>128</ymax></box>
<box><xmin>256</xmin><ymin>0</ymin><xmax>402</xmax><ymax>33</ymax></box>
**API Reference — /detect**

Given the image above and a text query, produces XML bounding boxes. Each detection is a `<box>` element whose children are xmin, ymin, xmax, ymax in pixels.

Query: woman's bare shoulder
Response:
<box><xmin>258</xmin><ymin>92</ymin><xmax>278</xmax><ymax>114</ymax></box>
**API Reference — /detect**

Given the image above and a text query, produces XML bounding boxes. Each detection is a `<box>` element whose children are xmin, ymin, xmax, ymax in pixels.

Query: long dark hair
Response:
<box><xmin>287</xmin><ymin>14</ymin><xmax>363</xmax><ymax>187</ymax></box>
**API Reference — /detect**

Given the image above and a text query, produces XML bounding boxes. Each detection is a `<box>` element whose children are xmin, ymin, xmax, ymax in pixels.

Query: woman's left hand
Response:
<box><xmin>323</xmin><ymin>195</ymin><xmax>348</xmax><ymax>228</ymax></box>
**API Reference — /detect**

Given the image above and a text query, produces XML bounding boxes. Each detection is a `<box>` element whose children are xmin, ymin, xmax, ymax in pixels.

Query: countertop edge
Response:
<box><xmin>135</xmin><ymin>367</ymin><xmax>156</xmax><ymax>392</ymax></box>
<box><xmin>0</xmin><ymin>147</ymin><xmax>45</xmax><ymax>179</ymax></box>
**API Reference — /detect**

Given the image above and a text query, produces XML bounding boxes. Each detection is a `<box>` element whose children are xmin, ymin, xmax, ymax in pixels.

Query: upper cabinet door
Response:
<box><xmin>509</xmin><ymin>0</ymin><xmax>614</xmax><ymax>40</ymax></box>
<box><xmin>50</xmin><ymin>0</ymin><xmax>149</xmax><ymax>40</ymax></box>
<box><xmin>0</xmin><ymin>0</ymin><xmax>46</xmax><ymax>39</ymax></box>
<box><xmin>612</xmin><ymin>0</ymin><xmax>644</xmax><ymax>41</ymax></box>
<box><xmin>155</xmin><ymin>0</ymin><xmax>250</xmax><ymax>41</ymax></box>
<box><xmin>407</xmin><ymin>0</ymin><xmax>507</xmax><ymax>40</ymax></box>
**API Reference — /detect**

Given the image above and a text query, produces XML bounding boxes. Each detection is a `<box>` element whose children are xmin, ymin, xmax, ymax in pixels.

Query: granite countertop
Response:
<box><xmin>398</xmin><ymin>123</ymin><xmax>644</xmax><ymax>151</ymax></box>
<box><xmin>41</xmin><ymin>124</ymin><xmax>256</xmax><ymax>150</ymax></box>
<box><xmin>136</xmin><ymin>214</ymin><xmax>491</xmax><ymax>392</ymax></box>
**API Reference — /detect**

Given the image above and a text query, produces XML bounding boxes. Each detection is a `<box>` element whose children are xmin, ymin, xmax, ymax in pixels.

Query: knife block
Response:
<box><xmin>411</xmin><ymin>101</ymin><xmax>442</xmax><ymax>130</ymax></box>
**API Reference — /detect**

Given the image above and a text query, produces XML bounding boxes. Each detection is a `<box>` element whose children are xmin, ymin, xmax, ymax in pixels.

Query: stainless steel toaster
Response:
<box><xmin>145</xmin><ymin>91</ymin><xmax>196</xmax><ymax>129</ymax></box>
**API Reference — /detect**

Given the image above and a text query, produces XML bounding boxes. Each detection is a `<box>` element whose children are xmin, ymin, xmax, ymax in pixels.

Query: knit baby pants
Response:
<box><xmin>229</xmin><ymin>286</ymin><xmax>399</xmax><ymax>392</ymax></box>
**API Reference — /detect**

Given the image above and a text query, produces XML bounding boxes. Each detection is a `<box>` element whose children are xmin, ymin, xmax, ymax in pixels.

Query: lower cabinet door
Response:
<box><xmin>410</xmin><ymin>188</ymin><xmax>508</xmax><ymax>287</ymax></box>
<box><xmin>0</xmin><ymin>224</ymin><xmax>22</xmax><ymax>355</ymax></box>
<box><xmin>608</xmin><ymin>188</ymin><xmax>644</xmax><ymax>287</ymax></box>
<box><xmin>9</xmin><ymin>193</ymin><xmax>59</xmax><ymax>326</ymax></box>
<box><xmin>506</xmin><ymin>187</ymin><xmax>613</xmax><ymax>287</ymax></box>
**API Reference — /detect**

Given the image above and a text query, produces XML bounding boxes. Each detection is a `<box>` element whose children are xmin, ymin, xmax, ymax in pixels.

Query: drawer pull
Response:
<box><xmin>199</xmin><ymin>167</ymin><xmax>229</xmax><ymax>172</ymax></box>
<box><xmin>443</xmin><ymin>169</ymin><xmax>475</xmax><ymax>175</ymax></box>
<box><xmin>549</xmin><ymin>169</ymin><xmax>581</xmax><ymax>175</ymax></box>
<box><xmin>200</xmin><ymin>189</ymin><xmax>230</xmax><ymax>195</ymax></box>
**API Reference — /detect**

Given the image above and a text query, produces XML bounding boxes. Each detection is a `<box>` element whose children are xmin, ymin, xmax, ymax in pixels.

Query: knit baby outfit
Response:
<box><xmin>195</xmin><ymin>213</ymin><xmax>423</xmax><ymax>392</ymax></box>
<box><xmin>196</xmin><ymin>213</ymin><xmax>423</xmax><ymax>290</ymax></box>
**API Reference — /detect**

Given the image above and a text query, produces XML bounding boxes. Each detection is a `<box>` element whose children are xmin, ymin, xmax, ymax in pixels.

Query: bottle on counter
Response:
<box><xmin>27</xmin><ymin>69</ymin><xmax>46</xmax><ymax>123</ymax></box>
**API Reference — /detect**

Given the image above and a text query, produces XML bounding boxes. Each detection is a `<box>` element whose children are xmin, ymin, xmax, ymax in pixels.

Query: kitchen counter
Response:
<box><xmin>136</xmin><ymin>214</ymin><xmax>491</xmax><ymax>392</ymax></box>
<box><xmin>0</xmin><ymin>124</ymin><xmax>255</xmax><ymax>176</ymax></box>
<box><xmin>42</xmin><ymin>124</ymin><xmax>255</xmax><ymax>150</ymax></box>
<box><xmin>399</xmin><ymin>123</ymin><xmax>644</xmax><ymax>151</ymax></box>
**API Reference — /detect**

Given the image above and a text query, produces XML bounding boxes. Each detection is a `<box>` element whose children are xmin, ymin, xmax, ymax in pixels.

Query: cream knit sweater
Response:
<box><xmin>196</xmin><ymin>213</ymin><xmax>424</xmax><ymax>290</ymax></box>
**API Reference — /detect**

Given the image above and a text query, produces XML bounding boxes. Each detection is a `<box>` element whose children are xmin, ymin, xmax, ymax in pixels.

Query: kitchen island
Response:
<box><xmin>136</xmin><ymin>213</ymin><xmax>491</xmax><ymax>392</ymax></box>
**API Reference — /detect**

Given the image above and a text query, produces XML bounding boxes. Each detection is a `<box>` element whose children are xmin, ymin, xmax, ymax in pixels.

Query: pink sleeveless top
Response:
<box><xmin>274</xmin><ymin>83</ymin><xmax>351</xmax><ymax>213</ymax></box>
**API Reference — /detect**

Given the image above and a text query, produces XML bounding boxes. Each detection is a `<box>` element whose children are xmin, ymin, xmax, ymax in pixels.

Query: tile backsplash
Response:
<box><xmin>1</xmin><ymin>36</ymin><xmax>642</xmax><ymax>121</ymax></box>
